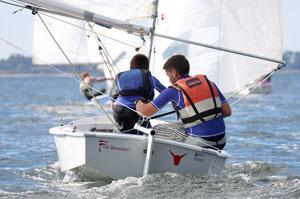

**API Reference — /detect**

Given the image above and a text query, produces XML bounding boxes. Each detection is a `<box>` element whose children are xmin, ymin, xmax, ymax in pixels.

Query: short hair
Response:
<box><xmin>163</xmin><ymin>55</ymin><xmax>190</xmax><ymax>75</ymax></box>
<box><xmin>81</xmin><ymin>72</ymin><xmax>89</xmax><ymax>79</ymax></box>
<box><xmin>130</xmin><ymin>54</ymin><xmax>149</xmax><ymax>70</ymax></box>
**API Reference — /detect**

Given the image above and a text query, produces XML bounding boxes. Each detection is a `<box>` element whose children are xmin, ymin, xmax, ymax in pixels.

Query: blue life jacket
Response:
<box><xmin>116</xmin><ymin>69</ymin><xmax>154</xmax><ymax>101</ymax></box>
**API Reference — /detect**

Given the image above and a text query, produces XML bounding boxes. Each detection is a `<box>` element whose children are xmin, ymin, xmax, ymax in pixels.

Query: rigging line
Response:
<box><xmin>0</xmin><ymin>34</ymin><xmax>112</xmax><ymax>105</ymax></box>
<box><xmin>37</xmin><ymin>12</ymin><xmax>117</xmax><ymax>126</ymax></box>
<box><xmin>0</xmin><ymin>34</ymin><xmax>120</xmax><ymax>123</ymax></box>
<box><xmin>230</xmin><ymin>71</ymin><xmax>275</xmax><ymax>107</ymax></box>
<box><xmin>225</xmin><ymin>67</ymin><xmax>280</xmax><ymax>102</ymax></box>
<box><xmin>37</xmin><ymin>13</ymin><xmax>78</xmax><ymax>76</ymax></box>
<box><xmin>86</xmin><ymin>23</ymin><xmax>120</xmax><ymax>89</ymax></box>
<box><xmin>154</xmin><ymin>33</ymin><xmax>285</xmax><ymax>65</ymax></box>
<box><xmin>54</xmin><ymin>21</ymin><xmax>142</xmax><ymax>117</ymax></box>
<box><xmin>40</xmin><ymin>12</ymin><xmax>139</xmax><ymax>49</ymax></box>
<box><xmin>0</xmin><ymin>35</ymin><xmax>75</xmax><ymax>77</ymax></box>
<box><xmin>87</xmin><ymin>22</ymin><xmax>120</xmax><ymax>76</ymax></box>
<box><xmin>9</xmin><ymin>3</ymin><xmax>189</xmax><ymax>122</ymax></box>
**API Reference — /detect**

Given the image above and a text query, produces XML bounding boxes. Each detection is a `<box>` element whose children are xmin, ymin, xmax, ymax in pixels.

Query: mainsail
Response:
<box><xmin>151</xmin><ymin>0</ymin><xmax>282</xmax><ymax>94</ymax></box>
<box><xmin>17</xmin><ymin>0</ymin><xmax>283</xmax><ymax>96</ymax></box>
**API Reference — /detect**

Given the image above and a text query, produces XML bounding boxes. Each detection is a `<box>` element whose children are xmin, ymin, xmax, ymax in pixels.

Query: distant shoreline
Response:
<box><xmin>0</xmin><ymin>73</ymin><xmax>75</xmax><ymax>78</ymax></box>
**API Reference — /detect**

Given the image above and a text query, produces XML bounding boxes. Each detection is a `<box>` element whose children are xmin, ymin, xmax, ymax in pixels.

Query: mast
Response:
<box><xmin>147</xmin><ymin>0</ymin><xmax>159</xmax><ymax>61</ymax></box>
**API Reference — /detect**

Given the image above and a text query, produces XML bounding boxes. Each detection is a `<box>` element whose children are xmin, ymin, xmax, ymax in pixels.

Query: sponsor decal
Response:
<box><xmin>169</xmin><ymin>150</ymin><xmax>187</xmax><ymax>166</ymax></box>
<box><xmin>98</xmin><ymin>139</ymin><xmax>130</xmax><ymax>152</ymax></box>
<box><xmin>194</xmin><ymin>152</ymin><xmax>205</xmax><ymax>162</ymax></box>
<box><xmin>186</xmin><ymin>78</ymin><xmax>202</xmax><ymax>88</ymax></box>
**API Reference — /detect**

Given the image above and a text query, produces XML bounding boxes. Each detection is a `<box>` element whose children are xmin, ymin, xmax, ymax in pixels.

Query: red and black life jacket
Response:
<box><xmin>173</xmin><ymin>74</ymin><xmax>222</xmax><ymax>128</ymax></box>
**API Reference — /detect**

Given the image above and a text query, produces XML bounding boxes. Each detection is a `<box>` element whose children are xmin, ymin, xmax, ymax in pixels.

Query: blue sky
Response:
<box><xmin>0</xmin><ymin>0</ymin><xmax>299</xmax><ymax>59</ymax></box>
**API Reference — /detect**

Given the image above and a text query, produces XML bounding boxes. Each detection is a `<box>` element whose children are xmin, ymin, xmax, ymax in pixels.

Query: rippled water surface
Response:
<box><xmin>0</xmin><ymin>70</ymin><xmax>299</xmax><ymax>198</ymax></box>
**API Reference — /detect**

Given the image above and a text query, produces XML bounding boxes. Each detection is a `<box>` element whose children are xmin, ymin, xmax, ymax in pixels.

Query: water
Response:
<box><xmin>0</xmin><ymin>71</ymin><xmax>299</xmax><ymax>198</ymax></box>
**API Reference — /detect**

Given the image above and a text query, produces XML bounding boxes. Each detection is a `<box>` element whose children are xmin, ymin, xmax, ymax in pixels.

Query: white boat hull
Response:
<box><xmin>49</xmin><ymin>117</ymin><xmax>229</xmax><ymax>179</ymax></box>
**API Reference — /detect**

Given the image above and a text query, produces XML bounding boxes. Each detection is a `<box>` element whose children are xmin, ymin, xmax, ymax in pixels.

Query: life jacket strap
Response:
<box><xmin>181</xmin><ymin>108</ymin><xmax>222</xmax><ymax>124</ymax></box>
<box><xmin>203</xmin><ymin>75</ymin><xmax>218</xmax><ymax>119</ymax></box>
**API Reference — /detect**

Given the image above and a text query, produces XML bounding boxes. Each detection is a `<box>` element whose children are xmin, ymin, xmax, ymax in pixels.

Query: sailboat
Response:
<box><xmin>7</xmin><ymin>0</ymin><xmax>284</xmax><ymax>179</ymax></box>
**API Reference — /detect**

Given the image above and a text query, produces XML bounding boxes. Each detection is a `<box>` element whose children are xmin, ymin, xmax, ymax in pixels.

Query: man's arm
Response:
<box><xmin>152</xmin><ymin>76</ymin><xmax>166</xmax><ymax>92</ymax></box>
<box><xmin>136</xmin><ymin>87</ymin><xmax>178</xmax><ymax>117</ymax></box>
<box><xmin>221</xmin><ymin>101</ymin><xmax>232</xmax><ymax>117</ymax></box>
<box><xmin>136</xmin><ymin>101</ymin><xmax>158</xmax><ymax>117</ymax></box>
<box><xmin>213</xmin><ymin>82</ymin><xmax>232</xmax><ymax>118</ymax></box>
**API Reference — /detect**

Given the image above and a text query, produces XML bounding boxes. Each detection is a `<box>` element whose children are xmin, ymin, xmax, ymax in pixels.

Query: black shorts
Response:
<box><xmin>112</xmin><ymin>105</ymin><xmax>151</xmax><ymax>135</ymax></box>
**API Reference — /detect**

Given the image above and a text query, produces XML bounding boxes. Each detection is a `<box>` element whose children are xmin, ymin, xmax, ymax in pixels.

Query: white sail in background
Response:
<box><xmin>151</xmin><ymin>0</ymin><xmax>282</xmax><ymax>94</ymax></box>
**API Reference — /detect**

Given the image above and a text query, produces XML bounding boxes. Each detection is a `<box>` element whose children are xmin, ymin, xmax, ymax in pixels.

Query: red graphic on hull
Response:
<box><xmin>99</xmin><ymin>139</ymin><xmax>108</xmax><ymax>146</ymax></box>
<box><xmin>99</xmin><ymin>139</ymin><xmax>108</xmax><ymax>152</ymax></box>
<box><xmin>169</xmin><ymin>150</ymin><xmax>187</xmax><ymax>166</ymax></box>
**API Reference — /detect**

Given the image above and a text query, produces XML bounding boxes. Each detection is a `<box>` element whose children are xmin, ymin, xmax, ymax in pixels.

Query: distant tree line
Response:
<box><xmin>0</xmin><ymin>54</ymin><xmax>100</xmax><ymax>74</ymax></box>
<box><xmin>0</xmin><ymin>52</ymin><xmax>299</xmax><ymax>74</ymax></box>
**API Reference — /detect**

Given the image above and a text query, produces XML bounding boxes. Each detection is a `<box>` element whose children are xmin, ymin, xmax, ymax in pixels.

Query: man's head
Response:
<box><xmin>163</xmin><ymin>55</ymin><xmax>190</xmax><ymax>84</ymax></box>
<box><xmin>130</xmin><ymin>54</ymin><xmax>149</xmax><ymax>70</ymax></box>
<box><xmin>81</xmin><ymin>72</ymin><xmax>90</xmax><ymax>79</ymax></box>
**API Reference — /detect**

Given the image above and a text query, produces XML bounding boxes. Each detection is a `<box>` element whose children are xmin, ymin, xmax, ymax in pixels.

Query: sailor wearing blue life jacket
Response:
<box><xmin>136</xmin><ymin>55</ymin><xmax>232</xmax><ymax>150</ymax></box>
<box><xmin>110</xmin><ymin>54</ymin><xmax>166</xmax><ymax>134</ymax></box>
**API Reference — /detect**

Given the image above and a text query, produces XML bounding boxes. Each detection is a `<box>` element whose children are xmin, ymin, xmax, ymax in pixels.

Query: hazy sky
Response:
<box><xmin>0</xmin><ymin>0</ymin><xmax>299</xmax><ymax>59</ymax></box>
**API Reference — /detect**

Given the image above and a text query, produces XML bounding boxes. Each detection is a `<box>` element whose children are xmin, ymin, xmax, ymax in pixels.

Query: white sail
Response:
<box><xmin>33</xmin><ymin>13</ymin><xmax>101</xmax><ymax>65</ymax></box>
<box><xmin>151</xmin><ymin>0</ymin><xmax>282</xmax><ymax>94</ymax></box>
<box><xmin>89</xmin><ymin>0</ymin><xmax>155</xmax><ymax>79</ymax></box>
<box><xmin>20</xmin><ymin>0</ymin><xmax>154</xmax><ymax>66</ymax></box>
<box><xmin>21</xmin><ymin>0</ymin><xmax>282</xmax><ymax>95</ymax></box>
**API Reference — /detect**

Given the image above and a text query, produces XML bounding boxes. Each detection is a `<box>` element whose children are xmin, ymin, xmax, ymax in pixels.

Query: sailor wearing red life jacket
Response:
<box><xmin>173</xmin><ymin>74</ymin><xmax>223</xmax><ymax>129</ymax></box>
<box><xmin>136</xmin><ymin>55</ymin><xmax>232</xmax><ymax>150</ymax></box>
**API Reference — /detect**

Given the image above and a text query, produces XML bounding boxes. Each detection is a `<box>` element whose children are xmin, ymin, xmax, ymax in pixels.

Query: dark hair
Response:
<box><xmin>163</xmin><ymin>55</ymin><xmax>189</xmax><ymax>75</ymax></box>
<box><xmin>81</xmin><ymin>72</ymin><xmax>89</xmax><ymax>79</ymax></box>
<box><xmin>130</xmin><ymin>54</ymin><xmax>149</xmax><ymax>70</ymax></box>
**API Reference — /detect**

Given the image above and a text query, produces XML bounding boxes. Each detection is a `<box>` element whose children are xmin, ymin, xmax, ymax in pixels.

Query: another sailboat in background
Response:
<box><xmin>3</xmin><ymin>0</ymin><xmax>284</xmax><ymax>179</ymax></box>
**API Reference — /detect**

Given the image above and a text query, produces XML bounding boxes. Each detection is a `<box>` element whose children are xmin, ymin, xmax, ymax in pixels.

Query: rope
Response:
<box><xmin>37</xmin><ymin>9</ymin><xmax>149</xmax><ymax>123</ymax></box>
<box><xmin>36</xmin><ymin>12</ymin><xmax>117</xmax><ymax>126</ymax></box>
<box><xmin>229</xmin><ymin>71</ymin><xmax>275</xmax><ymax>107</ymax></box>
<box><xmin>87</xmin><ymin>22</ymin><xmax>119</xmax><ymax>76</ymax></box>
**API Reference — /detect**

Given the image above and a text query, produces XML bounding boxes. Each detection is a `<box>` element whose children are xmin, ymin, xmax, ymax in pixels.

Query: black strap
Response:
<box><xmin>175</xmin><ymin>84</ymin><xmax>205</xmax><ymax>123</ymax></box>
<box><xmin>141</xmin><ymin>70</ymin><xmax>151</xmax><ymax>101</ymax></box>
<box><xmin>181</xmin><ymin>108</ymin><xmax>222</xmax><ymax>124</ymax></box>
<box><xmin>171</xmin><ymin>102</ymin><xmax>181</xmax><ymax>120</ymax></box>
<box><xmin>203</xmin><ymin>76</ymin><xmax>218</xmax><ymax>119</ymax></box>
